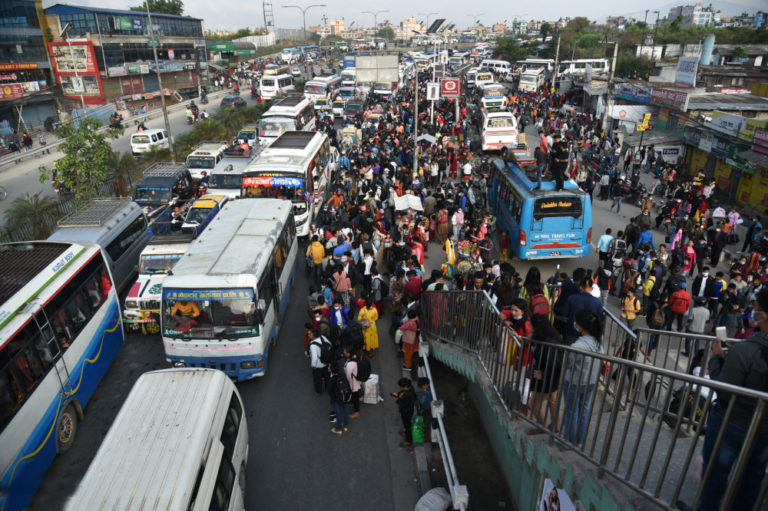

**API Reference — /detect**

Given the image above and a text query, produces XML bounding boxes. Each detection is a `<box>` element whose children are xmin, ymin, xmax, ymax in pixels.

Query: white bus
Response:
<box><xmin>64</xmin><ymin>368</ymin><xmax>248</xmax><ymax>511</ymax></box>
<box><xmin>515</xmin><ymin>58</ymin><xmax>555</xmax><ymax>74</ymax></box>
<box><xmin>257</xmin><ymin>96</ymin><xmax>316</xmax><ymax>145</ymax></box>
<box><xmin>557</xmin><ymin>58</ymin><xmax>610</xmax><ymax>77</ymax></box>
<box><xmin>259</xmin><ymin>73</ymin><xmax>295</xmax><ymax>100</ymax></box>
<box><xmin>481</xmin><ymin>110</ymin><xmax>519</xmax><ymax>152</ymax></box>
<box><xmin>207</xmin><ymin>150</ymin><xmax>263</xmax><ymax>200</ymax></box>
<box><xmin>161</xmin><ymin>199</ymin><xmax>297</xmax><ymax>380</ymax></box>
<box><xmin>480</xmin><ymin>59</ymin><xmax>512</xmax><ymax>74</ymax></box>
<box><xmin>241</xmin><ymin>131</ymin><xmax>338</xmax><ymax>237</ymax></box>
<box><xmin>519</xmin><ymin>68</ymin><xmax>545</xmax><ymax>92</ymax></box>
<box><xmin>340</xmin><ymin>68</ymin><xmax>356</xmax><ymax>87</ymax></box>
<box><xmin>481</xmin><ymin>83</ymin><xmax>509</xmax><ymax>111</ymax></box>
<box><xmin>303</xmin><ymin>74</ymin><xmax>342</xmax><ymax>102</ymax></box>
<box><xmin>475</xmin><ymin>70</ymin><xmax>495</xmax><ymax>90</ymax></box>
<box><xmin>0</xmin><ymin>241</ymin><xmax>123</xmax><ymax>511</ymax></box>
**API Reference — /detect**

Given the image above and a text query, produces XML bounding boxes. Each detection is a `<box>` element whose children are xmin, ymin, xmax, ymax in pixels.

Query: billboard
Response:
<box><xmin>356</xmin><ymin>55</ymin><xmax>399</xmax><ymax>83</ymax></box>
<box><xmin>650</xmin><ymin>88</ymin><xmax>689</xmax><ymax>112</ymax></box>
<box><xmin>674</xmin><ymin>56</ymin><xmax>699</xmax><ymax>88</ymax></box>
<box><xmin>49</xmin><ymin>41</ymin><xmax>105</xmax><ymax>104</ymax></box>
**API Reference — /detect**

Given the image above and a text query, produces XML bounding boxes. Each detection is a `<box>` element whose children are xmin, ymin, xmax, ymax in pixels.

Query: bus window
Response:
<box><xmin>532</xmin><ymin>197</ymin><xmax>583</xmax><ymax>220</ymax></box>
<box><xmin>220</xmin><ymin>393</ymin><xmax>242</xmax><ymax>461</ymax></box>
<box><xmin>210</xmin><ymin>460</ymin><xmax>236</xmax><ymax>511</ymax></box>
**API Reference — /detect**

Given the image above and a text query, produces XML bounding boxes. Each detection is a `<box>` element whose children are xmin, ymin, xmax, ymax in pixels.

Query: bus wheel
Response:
<box><xmin>57</xmin><ymin>404</ymin><xmax>78</xmax><ymax>453</ymax></box>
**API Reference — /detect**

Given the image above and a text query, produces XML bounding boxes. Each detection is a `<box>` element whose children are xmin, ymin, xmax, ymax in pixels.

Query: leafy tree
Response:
<box><xmin>377</xmin><ymin>27</ymin><xmax>395</xmax><ymax>42</ymax></box>
<box><xmin>733</xmin><ymin>46</ymin><xmax>747</xmax><ymax>59</ymax></box>
<box><xmin>130</xmin><ymin>0</ymin><xmax>184</xmax><ymax>16</ymax></box>
<box><xmin>108</xmin><ymin>151</ymin><xmax>138</xmax><ymax>197</ymax></box>
<box><xmin>3</xmin><ymin>192</ymin><xmax>62</xmax><ymax>240</ymax></box>
<box><xmin>309</xmin><ymin>32</ymin><xmax>322</xmax><ymax>44</ymax></box>
<box><xmin>494</xmin><ymin>36</ymin><xmax>529</xmax><ymax>62</ymax></box>
<box><xmin>192</xmin><ymin>119</ymin><xmax>227</xmax><ymax>141</ymax></box>
<box><xmin>39</xmin><ymin>118</ymin><xmax>121</xmax><ymax>203</ymax></box>
<box><xmin>138</xmin><ymin>145</ymin><xmax>172</xmax><ymax>165</ymax></box>
<box><xmin>540</xmin><ymin>22</ymin><xmax>551</xmax><ymax>42</ymax></box>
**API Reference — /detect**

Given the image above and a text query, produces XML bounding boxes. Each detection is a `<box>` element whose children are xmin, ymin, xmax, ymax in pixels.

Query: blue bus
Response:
<box><xmin>488</xmin><ymin>159</ymin><xmax>592</xmax><ymax>259</ymax></box>
<box><xmin>0</xmin><ymin>242</ymin><xmax>124</xmax><ymax>510</ymax></box>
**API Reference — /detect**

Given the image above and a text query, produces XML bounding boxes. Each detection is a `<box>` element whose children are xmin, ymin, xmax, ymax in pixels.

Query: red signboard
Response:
<box><xmin>753</xmin><ymin>129</ymin><xmax>768</xmax><ymax>156</ymax></box>
<box><xmin>0</xmin><ymin>62</ymin><xmax>38</xmax><ymax>72</ymax></box>
<box><xmin>650</xmin><ymin>88</ymin><xmax>689</xmax><ymax>112</ymax></box>
<box><xmin>48</xmin><ymin>41</ymin><xmax>105</xmax><ymax>104</ymax></box>
<box><xmin>441</xmin><ymin>78</ymin><xmax>460</xmax><ymax>98</ymax></box>
<box><xmin>0</xmin><ymin>83</ymin><xmax>24</xmax><ymax>101</ymax></box>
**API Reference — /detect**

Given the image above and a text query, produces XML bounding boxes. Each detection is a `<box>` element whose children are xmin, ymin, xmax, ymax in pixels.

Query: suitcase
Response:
<box><xmin>362</xmin><ymin>374</ymin><xmax>382</xmax><ymax>405</ymax></box>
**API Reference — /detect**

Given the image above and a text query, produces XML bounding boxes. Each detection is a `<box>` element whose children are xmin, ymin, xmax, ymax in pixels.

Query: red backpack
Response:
<box><xmin>530</xmin><ymin>291</ymin><xmax>550</xmax><ymax>317</ymax></box>
<box><xmin>670</xmin><ymin>291</ymin><xmax>691</xmax><ymax>315</ymax></box>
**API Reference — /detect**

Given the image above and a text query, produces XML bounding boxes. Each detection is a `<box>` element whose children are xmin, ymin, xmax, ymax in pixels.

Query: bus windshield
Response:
<box><xmin>237</xmin><ymin>130</ymin><xmax>257</xmax><ymax>141</ymax></box>
<box><xmin>186</xmin><ymin>156</ymin><xmax>216</xmax><ymax>170</ymax></box>
<box><xmin>304</xmin><ymin>84</ymin><xmax>326</xmax><ymax>95</ymax></box>
<box><xmin>533</xmin><ymin>197</ymin><xmax>583</xmax><ymax>221</ymax></box>
<box><xmin>135</xmin><ymin>187</ymin><xmax>171</xmax><ymax>203</ymax></box>
<box><xmin>259</xmin><ymin>118</ymin><xmax>295</xmax><ymax>135</ymax></box>
<box><xmin>133</xmin><ymin>135</ymin><xmax>150</xmax><ymax>143</ymax></box>
<box><xmin>162</xmin><ymin>288</ymin><xmax>258</xmax><ymax>339</ymax></box>
<box><xmin>374</xmin><ymin>82</ymin><xmax>391</xmax><ymax>91</ymax></box>
<box><xmin>484</xmin><ymin>87</ymin><xmax>505</xmax><ymax>98</ymax></box>
<box><xmin>242</xmin><ymin>174</ymin><xmax>306</xmax><ymax>201</ymax></box>
<box><xmin>209</xmin><ymin>174</ymin><xmax>242</xmax><ymax>189</ymax></box>
<box><xmin>139</xmin><ymin>253</ymin><xmax>183</xmax><ymax>274</ymax></box>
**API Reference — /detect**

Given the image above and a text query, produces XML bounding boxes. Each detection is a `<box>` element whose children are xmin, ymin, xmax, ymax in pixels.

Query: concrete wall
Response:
<box><xmin>428</xmin><ymin>340</ymin><xmax>655</xmax><ymax>511</ymax></box>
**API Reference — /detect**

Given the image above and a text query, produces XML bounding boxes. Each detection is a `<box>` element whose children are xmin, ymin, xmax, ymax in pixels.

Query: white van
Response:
<box><xmin>480</xmin><ymin>59</ymin><xmax>512</xmax><ymax>75</ymax></box>
<box><xmin>260</xmin><ymin>73</ymin><xmax>295</xmax><ymax>99</ymax></box>
<box><xmin>130</xmin><ymin>129</ymin><xmax>169</xmax><ymax>156</ymax></box>
<box><xmin>65</xmin><ymin>368</ymin><xmax>248</xmax><ymax>511</ymax></box>
<box><xmin>475</xmin><ymin>70</ymin><xmax>495</xmax><ymax>90</ymax></box>
<box><xmin>519</xmin><ymin>68</ymin><xmax>545</xmax><ymax>92</ymax></box>
<box><xmin>466</xmin><ymin>68</ymin><xmax>479</xmax><ymax>89</ymax></box>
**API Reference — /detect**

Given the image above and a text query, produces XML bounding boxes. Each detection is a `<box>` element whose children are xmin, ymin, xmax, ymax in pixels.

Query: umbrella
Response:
<box><xmin>394</xmin><ymin>194</ymin><xmax>424</xmax><ymax>212</ymax></box>
<box><xmin>417</xmin><ymin>134</ymin><xmax>437</xmax><ymax>144</ymax></box>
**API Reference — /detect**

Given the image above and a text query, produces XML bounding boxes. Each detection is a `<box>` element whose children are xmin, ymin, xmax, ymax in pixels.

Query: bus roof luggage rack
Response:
<box><xmin>57</xmin><ymin>198</ymin><xmax>134</xmax><ymax>227</ymax></box>
<box><xmin>143</xmin><ymin>162</ymin><xmax>189</xmax><ymax>178</ymax></box>
<box><xmin>0</xmin><ymin>242</ymin><xmax>75</xmax><ymax>303</ymax></box>
<box><xmin>269</xmin><ymin>131</ymin><xmax>315</xmax><ymax>150</ymax></box>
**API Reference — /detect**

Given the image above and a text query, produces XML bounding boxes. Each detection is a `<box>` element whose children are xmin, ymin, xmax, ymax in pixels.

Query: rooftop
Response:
<box><xmin>45</xmin><ymin>3</ymin><xmax>201</xmax><ymax>21</ymax></box>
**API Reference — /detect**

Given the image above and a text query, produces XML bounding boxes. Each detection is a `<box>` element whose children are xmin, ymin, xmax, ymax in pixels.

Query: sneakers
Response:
<box><xmin>350</xmin><ymin>411</ymin><xmax>360</xmax><ymax>418</ymax></box>
<box><xmin>401</xmin><ymin>365</ymin><xmax>412</xmax><ymax>371</ymax></box>
<box><xmin>331</xmin><ymin>428</ymin><xmax>343</xmax><ymax>435</ymax></box>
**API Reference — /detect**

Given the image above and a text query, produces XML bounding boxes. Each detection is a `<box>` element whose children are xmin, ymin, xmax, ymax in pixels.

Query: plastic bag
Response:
<box><xmin>412</xmin><ymin>415</ymin><xmax>425</xmax><ymax>444</ymax></box>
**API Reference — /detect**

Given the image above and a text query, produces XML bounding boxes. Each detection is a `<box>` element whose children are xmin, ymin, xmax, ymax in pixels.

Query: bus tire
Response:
<box><xmin>57</xmin><ymin>404</ymin><xmax>79</xmax><ymax>453</ymax></box>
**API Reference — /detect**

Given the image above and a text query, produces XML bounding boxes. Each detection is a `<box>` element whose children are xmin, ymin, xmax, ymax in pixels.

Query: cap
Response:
<box><xmin>680</xmin><ymin>282</ymin><xmax>687</xmax><ymax>289</ymax></box>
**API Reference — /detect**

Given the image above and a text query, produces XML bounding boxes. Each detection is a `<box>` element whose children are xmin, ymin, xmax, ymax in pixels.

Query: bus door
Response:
<box><xmin>30</xmin><ymin>305</ymin><xmax>73</xmax><ymax>394</ymax></box>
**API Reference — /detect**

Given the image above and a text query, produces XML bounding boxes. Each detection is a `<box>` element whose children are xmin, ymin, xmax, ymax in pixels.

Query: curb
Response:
<box><xmin>414</xmin><ymin>444</ymin><xmax>432</xmax><ymax>495</ymax></box>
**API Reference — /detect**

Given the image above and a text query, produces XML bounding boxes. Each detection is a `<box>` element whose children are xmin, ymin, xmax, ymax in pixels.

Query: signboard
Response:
<box><xmin>0</xmin><ymin>73</ymin><xmax>17</xmax><ymax>81</ymax></box>
<box><xmin>637</xmin><ymin>112</ymin><xmax>653</xmax><ymax>131</ymax></box>
<box><xmin>356</xmin><ymin>55</ymin><xmax>399</xmax><ymax>83</ymax></box>
<box><xmin>754</xmin><ymin>130</ymin><xmax>768</xmax><ymax>155</ymax></box>
<box><xmin>108</xmin><ymin>66</ymin><xmax>127</xmax><ymax>77</ymax></box>
<box><xmin>184</xmin><ymin>62</ymin><xmax>197</xmax><ymax>70</ymax></box>
<box><xmin>650</xmin><ymin>88</ymin><xmax>689</xmax><ymax>112</ymax></box>
<box><xmin>0</xmin><ymin>83</ymin><xmax>24</xmax><ymax>101</ymax></box>
<box><xmin>168</xmin><ymin>49</ymin><xmax>175</xmax><ymax>60</ymax></box>
<box><xmin>699</xmin><ymin>132</ymin><xmax>714</xmax><ymax>153</ymax></box>
<box><xmin>127</xmin><ymin>64</ymin><xmax>149</xmax><ymax>75</ymax></box>
<box><xmin>0</xmin><ymin>62</ymin><xmax>38</xmax><ymax>71</ymax></box>
<box><xmin>441</xmin><ymin>77</ymin><xmax>460</xmax><ymax>98</ymax></box>
<box><xmin>614</xmin><ymin>83</ymin><xmax>651</xmax><ymax>104</ymax></box>
<box><xmin>739</xmin><ymin>118</ymin><xmax>768</xmax><ymax>143</ymax></box>
<box><xmin>426</xmin><ymin>82</ymin><xmax>439</xmax><ymax>100</ymax></box>
<box><xmin>709</xmin><ymin>111</ymin><xmax>746</xmax><ymax>137</ymax></box>
<box><xmin>583</xmin><ymin>63</ymin><xmax>593</xmax><ymax>94</ymax></box>
<box><xmin>49</xmin><ymin>41</ymin><xmax>104</xmax><ymax>104</ymax></box>
<box><xmin>674</xmin><ymin>56</ymin><xmax>699</xmax><ymax>88</ymax></box>
<box><xmin>608</xmin><ymin>105</ymin><xmax>656</xmax><ymax>123</ymax></box>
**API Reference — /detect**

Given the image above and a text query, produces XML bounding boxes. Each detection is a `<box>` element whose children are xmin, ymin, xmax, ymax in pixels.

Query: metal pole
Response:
<box><xmin>430</xmin><ymin>41</ymin><xmax>435</xmax><ymax>125</ymax></box>
<box><xmin>146</xmin><ymin>4</ymin><xmax>175</xmax><ymax>162</ymax></box>
<box><xmin>602</xmin><ymin>41</ymin><xmax>619</xmax><ymax>134</ymax></box>
<box><xmin>552</xmin><ymin>34</ymin><xmax>561</xmax><ymax>95</ymax></box>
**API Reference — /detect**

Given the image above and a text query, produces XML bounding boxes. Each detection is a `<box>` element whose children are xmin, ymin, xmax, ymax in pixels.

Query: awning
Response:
<box><xmin>207</xmin><ymin>62</ymin><xmax>226</xmax><ymax>71</ymax></box>
<box><xmin>737</xmin><ymin>149</ymin><xmax>768</xmax><ymax>169</ymax></box>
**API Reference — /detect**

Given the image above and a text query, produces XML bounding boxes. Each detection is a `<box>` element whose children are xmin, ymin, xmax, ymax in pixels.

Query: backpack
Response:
<box><xmin>354</xmin><ymin>354</ymin><xmax>371</xmax><ymax>382</ymax></box>
<box><xmin>530</xmin><ymin>291</ymin><xmax>550</xmax><ymax>316</ymax></box>
<box><xmin>670</xmin><ymin>293</ymin><xmax>691</xmax><ymax>315</ymax></box>
<box><xmin>651</xmin><ymin>305</ymin><xmax>666</xmax><ymax>327</ymax></box>
<box><xmin>375</xmin><ymin>275</ymin><xmax>389</xmax><ymax>298</ymax></box>
<box><xmin>611</xmin><ymin>239</ymin><xmax>627</xmax><ymax>259</ymax></box>
<box><xmin>311</xmin><ymin>336</ymin><xmax>334</xmax><ymax>365</ymax></box>
<box><xmin>642</xmin><ymin>276</ymin><xmax>656</xmax><ymax>297</ymax></box>
<box><xmin>333</xmin><ymin>373</ymin><xmax>352</xmax><ymax>403</ymax></box>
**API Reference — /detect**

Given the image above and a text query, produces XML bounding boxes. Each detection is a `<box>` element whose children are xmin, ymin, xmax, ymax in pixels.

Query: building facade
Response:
<box><xmin>44</xmin><ymin>3</ymin><xmax>206</xmax><ymax>111</ymax></box>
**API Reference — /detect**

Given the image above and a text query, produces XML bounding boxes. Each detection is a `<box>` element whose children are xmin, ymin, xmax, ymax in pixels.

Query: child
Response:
<box><xmin>499</xmin><ymin>231</ymin><xmax>510</xmax><ymax>262</ymax></box>
<box><xmin>417</xmin><ymin>377</ymin><xmax>433</xmax><ymax>441</ymax></box>
<box><xmin>392</xmin><ymin>378</ymin><xmax>416</xmax><ymax>448</ymax></box>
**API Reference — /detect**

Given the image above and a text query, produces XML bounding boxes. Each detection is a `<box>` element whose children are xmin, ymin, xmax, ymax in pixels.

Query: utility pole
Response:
<box><xmin>413</xmin><ymin>74</ymin><xmax>419</xmax><ymax>177</ymax></box>
<box><xmin>552</xmin><ymin>33</ymin><xmax>561</xmax><ymax>95</ymax></box>
<box><xmin>602</xmin><ymin>41</ymin><xmax>619</xmax><ymax>134</ymax></box>
<box><xmin>146</xmin><ymin>3</ymin><xmax>174</xmax><ymax>162</ymax></box>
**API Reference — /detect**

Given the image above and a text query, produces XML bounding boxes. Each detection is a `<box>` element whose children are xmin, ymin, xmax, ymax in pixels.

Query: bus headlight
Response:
<box><xmin>240</xmin><ymin>361</ymin><xmax>257</xmax><ymax>369</ymax></box>
<box><xmin>125</xmin><ymin>300</ymin><xmax>138</xmax><ymax>309</ymax></box>
<box><xmin>173</xmin><ymin>361</ymin><xmax>186</xmax><ymax>368</ymax></box>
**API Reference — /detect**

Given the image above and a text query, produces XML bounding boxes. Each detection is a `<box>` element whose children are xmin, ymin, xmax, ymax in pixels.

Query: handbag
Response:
<box><xmin>411</xmin><ymin>415</ymin><xmax>425</xmax><ymax>444</ymax></box>
<box><xmin>360</xmin><ymin>319</ymin><xmax>371</xmax><ymax>329</ymax></box>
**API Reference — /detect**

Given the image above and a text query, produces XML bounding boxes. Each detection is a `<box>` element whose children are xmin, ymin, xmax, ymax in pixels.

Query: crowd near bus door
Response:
<box><xmin>28</xmin><ymin>303</ymin><xmax>74</xmax><ymax>394</ymax></box>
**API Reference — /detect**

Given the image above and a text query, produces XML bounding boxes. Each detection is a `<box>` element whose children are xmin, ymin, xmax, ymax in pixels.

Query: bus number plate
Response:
<box><xmin>551</xmin><ymin>251</ymin><xmax>561</xmax><ymax>256</ymax></box>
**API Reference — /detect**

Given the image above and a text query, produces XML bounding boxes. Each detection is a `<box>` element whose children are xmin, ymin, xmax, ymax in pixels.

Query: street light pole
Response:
<box><xmin>417</xmin><ymin>12</ymin><xmax>437</xmax><ymax>33</ymax></box>
<box><xmin>602</xmin><ymin>41</ymin><xmax>619</xmax><ymax>134</ymax></box>
<box><xmin>146</xmin><ymin>3</ymin><xmax>174</xmax><ymax>162</ymax></box>
<box><xmin>283</xmin><ymin>4</ymin><xmax>326</xmax><ymax>41</ymax></box>
<box><xmin>362</xmin><ymin>9</ymin><xmax>389</xmax><ymax>32</ymax></box>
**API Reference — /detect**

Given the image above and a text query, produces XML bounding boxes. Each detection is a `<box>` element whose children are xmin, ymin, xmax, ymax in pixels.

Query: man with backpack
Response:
<box><xmin>666</xmin><ymin>282</ymin><xmax>692</xmax><ymax>332</ymax></box>
<box><xmin>309</xmin><ymin>328</ymin><xmax>333</xmax><ymax>395</ymax></box>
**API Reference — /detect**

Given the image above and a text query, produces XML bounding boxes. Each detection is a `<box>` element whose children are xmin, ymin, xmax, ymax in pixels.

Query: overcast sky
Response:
<box><xmin>44</xmin><ymin>0</ymin><xmax>766</xmax><ymax>32</ymax></box>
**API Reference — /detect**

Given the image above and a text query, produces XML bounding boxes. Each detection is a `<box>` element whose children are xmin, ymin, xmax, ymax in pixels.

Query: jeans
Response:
<box><xmin>561</xmin><ymin>380</ymin><xmax>596</xmax><ymax>445</ymax></box>
<box><xmin>610</xmin><ymin>196</ymin><xmax>622</xmax><ymax>213</ymax></box>
<box><xmin>313</xmin><ymin>264</ymin><xmax>323</xmax><ymax>289</ymax></box>
<box><xmin>698</xmin><ymin>408</ymin><xmax>768</xmax><ymax>511</ymax></box>
<box><xmin>333</xmin><ymin>401</ymin><xmax>350</xmax><ymax>430</ymax></box>
<box><xmin>453</xmin><ymin>224</ymin><xmax>462</xmax><ymax>241</ymax></box>
<box><xmin>536</xmin><ymin>163</ymin><xmax>546</xmax><ymax>184</ymax></box>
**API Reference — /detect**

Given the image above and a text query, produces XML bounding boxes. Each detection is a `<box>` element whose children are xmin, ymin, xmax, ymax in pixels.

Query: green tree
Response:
<box><xmin>108</xmin><ymin>151</ymin><xmax>138</xmax><ymax>197</ymax></box>
<box><xmin>130</xmin><ymin>0</ymin><xmax>184</xmax><ymax>16</ymax></box>
<box><xmin>494</xmin><ymin>36</ymin><xmax>529</xmax><ymax>62</ymax></box>
<box><xmin>377</xmin><ymin>27</ymin><xmax>395</xmax><ymax>41</ymax></box>
<box><xmin>3</xmin><ymin>192</ymin><xmax>62</xmax><ymax>240</ymax></box>
<box><xmin>139</xmin><ymin>145</ymin><xmax>173</xmax><ymax>166</ymax></box>
<box><xmin>39</xmin><ymin>118</ymin><xmax>121</xmax><ymax>203</ymax></box>
<box><xmin>192</xmin><ymin>119</ymin><xmax>227</xmax><ymax>141</ymax></box>
<box><xmin>540</xmin><ymin>22</ymin><xmax>551</xmax><ymax>42</ymax></box>
<box><xmin>733</xmin><ymin>46</ymin><xmax>747</xmax><ymax>59</ymax></box>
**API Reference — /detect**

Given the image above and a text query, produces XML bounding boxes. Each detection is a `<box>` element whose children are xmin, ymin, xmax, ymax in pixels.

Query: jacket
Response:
<box><xmin>565</xmin><ymin>335</ymin><xmax>605</xmax><ymax>386</ymax></box>
<box><xmin>309</xmin><ymin>336</ymin><xmax>330</xmax><ymax>369</ymax></box>
<box><xmin>709</xmin><ymin>332</ymin><xmax>768</xmax><ymax>432</ymax></box>
<box><xmin>400</xmin><ymin>318</ymin><xmax>419</xmax><ymax>345</ymax></box>
<box><xmin>306</xmin><ymin>241</ymin><xmax>325</xmax><ymax>265</ymax></box>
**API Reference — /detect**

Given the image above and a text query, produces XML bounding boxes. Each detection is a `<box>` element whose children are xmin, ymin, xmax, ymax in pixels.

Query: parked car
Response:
<box><xmin>220</xmin><ymin>95</ymin><xmax>247</xmax><ymax>108</ymax></box>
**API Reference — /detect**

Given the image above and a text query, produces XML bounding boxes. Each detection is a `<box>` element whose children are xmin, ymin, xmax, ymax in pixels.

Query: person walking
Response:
<box><xmin>610</xmin><ymin>178</ymin><xmax>624</xmax><ymax>214</ymax></box>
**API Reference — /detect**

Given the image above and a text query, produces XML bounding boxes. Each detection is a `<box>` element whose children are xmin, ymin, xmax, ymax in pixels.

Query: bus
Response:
<box><xmin>280</xmin><ymin>48</ymin><xmax>299</xmax><ymax>63</ymax></box>
<box><xmin>263</xmin><ymin>64</ymin><xmax>291</xmax><ymax>76</ymax></box>
<box><xmin>519</xmin><ymin>68</ymin><xmax>545</xmax><ymax>92</ymax></box>
<box><xmin>161</xmin><ymin>199</ymin><xmax>297</xmax><ymax>380</ymax></box>
<box><xmin>480</xmin><ymin>84</ymin><xmax>508</xmax><ymax>111</ymax></box>
<box><xmin>481</xmin><ymin>110</ymin><xmax>519</xmax><ymax>152</ymax></box>
<box><xmin>557</xmin><ymin>58</ymin><xmax>610</xmax><ymax>77</ymax></box>
<box><xmin>303</xmin><ymin>75</ymin><xmax>342</xmax><ymax>102</ymax></box>
<box><xmin>207</xmin><ymin>149</ymin><xmax>263</xmax><ymax>200</ymax></box>
<box><xmin>0</xmin><ymin>241</ymin><xmax>123</xmax><ymax>510</ymax></box>
<box><xmin>488</xmin><ymin>159</ymin><xmax>592</xmax><ymax>259</ymax></box>
<box><xmin>64</xmin><ymin>368</ymin><xmax>247</xmax><ymax>511</ymax></box>
<box><xmin>241</xmin><ymin>131</ymin><xmax>338</xmax><ymax>237</ymax></box>
<box><xmin>515</xmin><ymin>58</ymin><xmax>555</xmax><ymax>75</ymax></box>
<box><xmin>257</xmin><ymin>96</ymin><xmax>316</xmax><ymax>145</ymax></box>
<box><xmin>259</xmin><ymin>73</ymin><xmax>294</xmax><ymax>99</ymax></box>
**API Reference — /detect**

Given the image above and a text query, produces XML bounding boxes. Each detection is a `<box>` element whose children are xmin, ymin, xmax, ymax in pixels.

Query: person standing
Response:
<box><xmin>343</xmin><ymin>345</ymin><xmax>361</xmax><ymax>418</ymax></box>
<box><xmin>695</xmin><ymin>287</ymin><xmax>768</xmax><ymax>511</ymax></box>
<box><xmin>621</xmin><ymin>288</ymin><xmax>641</xmax><ymax>331</ymax></box>
<box><xmin>393</xmin><ymin>378</ymin><xmax>417</xmax><ymax>449</ymax></box>
<box><xmin>610</xmin><ymin>178</ymin><xmax>624</xmax><ymax>214</ymax></box>
<box><xmin>329</xmin><ymin>362</ymin><xmax>350</xmax><ymax>435</ymax></box>
<box><xmin>357</xmin><ymin>297</ymin><xmax>380</xmax><ymax>356</ymax></box>
<box><xmin>399</xmin><ymin>309</ymin><xmax>420</xmax><ymax>370</ymax></box>
<box><xmin>549</xmin><ymin>133</ymin><xmax>568</xmax><ymax>191</ymax></box>
<box><xmin>308</xmin><ymin>328</ymin><xmax>330</xmax><ymax>395</ymax></box>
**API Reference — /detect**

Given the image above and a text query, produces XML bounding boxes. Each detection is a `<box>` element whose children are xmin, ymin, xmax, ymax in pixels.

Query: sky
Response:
<box><xmin>43</xmin><ymin>0</ymin><xmax>766</xmax><ymax>32</ymax></box>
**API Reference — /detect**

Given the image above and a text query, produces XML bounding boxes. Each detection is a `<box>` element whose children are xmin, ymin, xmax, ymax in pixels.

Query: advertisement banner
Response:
<box><xmin>583</xmin><ymin>63</ymin><xmax>592</xmax><ymax>94</ymax></box>
<box><xmin>614</xmin><ymin>83</ymin><xmax>651</xmax><ymax>104</ymax></box>
<box><xmin>49</xmin><ymin>41</ymin><xmax>104</xmax><ymax>104</ymax></box>
<box><xmin>168</xmin><ymin>49</ymin><xmax>175</xmax><ymax>60</ymax></box>
<box><xmin>0</xmin><ymin>73</ymin><xmax>17</xmax><ymax>81</ymax></box>
<box><xmin>608</xmin><ymin>105</ymin><xmax>656</xmax><ymax>123</ymax></box>
<box><xmin>0</xmin><ymin>62</ymin><xmax>38</xmax><ymax>71</ymax></box>
<box><xmin>440</xmin><ymin>78</ymin><xmax>460</xmax><ymax>98</ymax></box>
<box><xmin>709</xmin><ymin>111</ymin><xmax>746</xmax><ymax>137</ymax></box>
<box><xmin>0</xmin><ymin>83</ymin><xmax>24</xmax><ymax>100</ymax></box>
<box><xmin>650</xmin><ymin>88</ymin><xmax>689</xmax><ymax>111</ymax></box>
<box><xmin>108</xmin><ymin>66</ymin><xmax>127</xmax><ymax>77</ymax></box>
<box><xmin>739</xmin><ymin>118</ymin><xmax>768</xmax><ymax>143</ymax></box>
<box><xmin>754</xmin><ymin>130</ymin><xmax>768</xmax><ymax>155</ymax></box>
<box><xmin>674</xmin><ymin>56</ymin><xmax>699</xmax><ymax>88</ymax></box>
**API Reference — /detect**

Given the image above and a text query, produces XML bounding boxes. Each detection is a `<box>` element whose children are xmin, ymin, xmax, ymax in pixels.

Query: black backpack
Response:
<box><xmin>333</xmin><ymin>373</ymin><xmax>352</xmax><ymax>403</ymax></box>
<box><xmin>312</xmin><ymin>336</ymin><xmax>334</xmax><ymax>365</ymax></box>
<box><xmin>375</xmin><ymin>275</ymin><xmax>389</xmax><ymax>298</ymax></box>
<box><xmin>354</xmin><ymin>354</ymin><xmax>371</xmax><ymax>382</ymax></box>
<box><xmin>340</xmin><ymin>321</ymin><xmax>365</xmax><ymax>353</ymax></box>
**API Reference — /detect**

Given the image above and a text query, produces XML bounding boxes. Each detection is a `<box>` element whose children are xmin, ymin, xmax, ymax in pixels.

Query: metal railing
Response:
<box><xmin>420</xmin><ymin>290</ymin><xmax>768</xmax><ymax>511</ymax></box>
